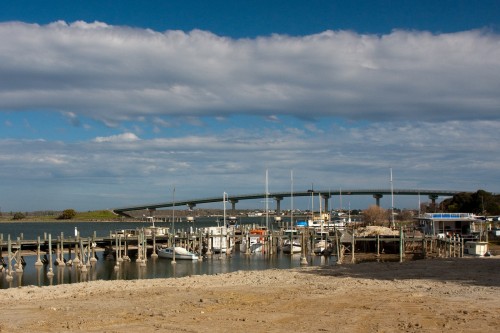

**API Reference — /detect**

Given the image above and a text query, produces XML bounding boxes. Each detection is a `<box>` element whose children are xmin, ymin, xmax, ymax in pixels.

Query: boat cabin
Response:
<box><xmin>416</xmin><ymin>213</ymin><xmax>481</xmax><ymax>239</ymax></box>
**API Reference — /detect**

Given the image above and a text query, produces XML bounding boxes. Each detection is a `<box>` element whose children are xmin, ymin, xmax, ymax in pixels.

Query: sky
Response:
<box><xmin>0</xmin><ymin>0</ymin><xmax>499</xmax><ymax>212</ymax></box>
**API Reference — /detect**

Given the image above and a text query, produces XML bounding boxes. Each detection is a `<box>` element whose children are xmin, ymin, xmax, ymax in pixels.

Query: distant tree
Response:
<box><xmin>12</xmin><ymin>212</ymin><xmax>26</xmax><ymax>220</ymax></box>
<box><xmin>441</xmin><ymin>190</ymin><xmax>500</xmax><ymax>215</ymax></box>
<box><xmin>396</xmin><ymin>209</ymin><xmax>414</xmax><ymax>222</ymax></box>
<box><xmin>362</xmin><ymin>205</ymin><xmax>387</xmax><ymax>226</ymax></box>
<box><xmin>58</xmin><ymin>209</ymin><xmax>77</xmax><ymax>220</ymax></box>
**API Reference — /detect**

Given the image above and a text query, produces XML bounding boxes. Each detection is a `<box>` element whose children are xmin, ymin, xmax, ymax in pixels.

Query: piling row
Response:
<box><xmin>1</xmin><ymin>225</ymin><xmax>471</xmax><ymax>283</ymax></box>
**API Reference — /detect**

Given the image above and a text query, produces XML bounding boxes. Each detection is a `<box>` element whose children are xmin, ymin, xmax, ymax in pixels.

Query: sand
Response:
<box><xmin>0</xmin><ymin>257</ymin><xmax>499</xmax><ymax>332</ymax></box>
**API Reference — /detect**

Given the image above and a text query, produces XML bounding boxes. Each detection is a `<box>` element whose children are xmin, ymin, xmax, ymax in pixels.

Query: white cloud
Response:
<box><xmin>0</xmin><ymin>120</ymin><xmax>499</xmax><ymax>211</ymax></box>
<box><xmin>93</xmin><ymin>132</ymin><xmax>140</xmax><ymax>143</ymax></box>
<box><xmin>0</xmin><ymin>22</ymin><xmax>498</xmax><ymax>123</ymax></box>
<box><xmin>0</xmin><ymin>21</ymin><xmax>499</xmax><ymax>211</ymax></box>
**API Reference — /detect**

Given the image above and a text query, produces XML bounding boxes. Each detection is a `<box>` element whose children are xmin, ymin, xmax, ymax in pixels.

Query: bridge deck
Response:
<box><xmin>113</xmin><ymin>188</ymin><xmax>464</xmax><ymax>214</ymax></box>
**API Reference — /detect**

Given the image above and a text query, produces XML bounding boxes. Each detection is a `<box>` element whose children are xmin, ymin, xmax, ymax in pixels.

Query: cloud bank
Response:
<box><xmin>0</xmin><ymin>21</ymin><xmax>499</xmax><ymax>211</ymax></box>
<box><xmin>0</xmin><ymin>21</ymin><xmax>499</xmax><ymax>123</ymax></box>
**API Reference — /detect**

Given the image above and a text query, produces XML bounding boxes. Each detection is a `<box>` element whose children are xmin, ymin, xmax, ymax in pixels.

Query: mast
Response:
<box><xmin>171</xmin><ymin>186</ymin><xmax>176</xmax><ymax>263</ymax></box>
<box><xmin>339</xmin><ymin>187</ymin><xmax>343</xmax><ymax>212</ymax></box>
<box><xmin>290</xmin><ymin>170</ymin><xmax>294</xmax><ymax>229</ymax></box>
<box><xmin>265</xmin><ymin>169</ymin><xmax>269</xmax><ymax>230</ymax></box>
<box><xmin>223</xmin><ymin>192</ymin><xmax>227</xmax><ymax>227</ymax></box>
<box><xmin>390</xmin><ymin>168</ymin><xmax>395</xmax><ymax>228</ymax></box>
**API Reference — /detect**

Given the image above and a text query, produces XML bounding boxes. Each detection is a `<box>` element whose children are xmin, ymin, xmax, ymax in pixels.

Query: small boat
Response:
<box><xmin>282</xmin><ymin>239</ymin><xmax>301</xmax><ymax>254</ymax></box>
<box><xmin>157</xmin><ymin>246</ymin><xmax>199</xmax><ymax>260</ymax></box>
<box><xmin>313</xmin><ymin>239</ymin><xmax>333</xmax><ymax>255</ymax></box>
<box><xmin>240</xmin><ymin>229</ymin><xmax>266</xmax><ymax>253</ymax></box>
<box><xmin>205</xmin><ymin>226</ymin><xmax>234</xmax><ymax>253</ymax></box>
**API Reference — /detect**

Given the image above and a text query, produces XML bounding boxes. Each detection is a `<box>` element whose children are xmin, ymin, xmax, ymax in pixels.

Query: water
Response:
<box><xmin>0</xmin><ymin>218</ymin><xmax>336</xmax><ymax>289</ymax></box>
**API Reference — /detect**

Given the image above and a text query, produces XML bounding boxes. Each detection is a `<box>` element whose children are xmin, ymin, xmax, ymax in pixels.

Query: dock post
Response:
<box><xmin>300</xmin><ymin>231</ymin><xmax>308</xmax><ymax>265</ymax></box>
<box><xmin>114</xmin><ymin>235</ymin><xmax>120</xmax><ymax>271</ymax></box>
<box><xmin>0</xmin><ymin>234</ymin><xmax>3</xmax><ymax>273</ymax></box>
<box><xmin>5</xmin><ymin>235</ymin><xmax>13</xmax><ymax>281</ymax></box>
<box><xmin>136</xmin><ymin>231</ymin><xmax>143</xmax><ymax>264</ymax></box>
<box><xmin>142</xmin><ymin>231</ymin><xmax>148</xmax><ymax>264</ymax></box>
<box><xmin>90</xmin><ymin>232</ymin><xmax>97</xmax><ymax>264</ymax></box>
<box><xmin>198</xmin><ymin>229</ymin><xmax>203</xmax><ymax>261</ymax></box>
<box><xmin>399</xmin><ymin>225</ymin><xmax>404</xmax><ymax>263</ymax></box>
<box><xmin>151</xmin><ymin>231</ymin><xmax>158</xmax><ymax>258</ymax></box>
<box><xmin>35</xmin><ymin>236</ymin><xmax>43</xmax><ymax>266</ymax></box>
<box><xmin>123</xmin><ymin>233</ymin><xmax>130</xmax><ymax>261</ymax></box>
<box><xmin>47</xmin><ymin>234</ymin><xmax>54</xmax><ymax>278</ymax></box>
<box><xmin>16</xmin><ymin>236</ymin><xmax>23</xmax><ymax>273</ymax></box>
<box><xmin>376</xmin><ymin>234</ymin><xmax>380</xmax><ymax>257</ymax></box>
<box><xmin>85</xmin><ymin>238</ymin><xmax>91</xmax><ymax>267</ymax></box>
<box><xmin>79</xmin><ymin>237</ymin><xmax>87</xmax><ymax>272</ymax></box>
<box><xmin>334</xmin><ymin>228</ymin><xmax>342</xmax><ymax>264</ymax></box>
<box><xmin>59</xmin><ymin>232</ymin><xmax>65</xmax><ymax>265</ymax></box>
<box><xmin>245</xmin><ymin>229</ymin><xmax>251</xmax><ymax>255</ymax></box>
<box><xmin>140</xmin><ymin>231</ymin><xmax>147</xmax><ymax>266</ymax></box>
<box><xmin>448</xmin><ymin>237</ymin><xmax>452</xmax><ymax>258</ymax></box>
<box><xmin>56</xmin><ymin>233</ymin><xmax>61</xmax><ymax>265</ymax></box>
<box><xmin>351</xmin><ymin>232</ymin><xmax>355</xmax><ymax>264</ymax></box>
<box><xmin>206</xmin><ymin>231</ymin><xmax>213</xmax><ymax>256</ymax></box>
<box><xmin>73</xmin><ymin>232</ymin><xmax>80</xmax><ymax>265</ymax></box>
<box><xmin>117</xmin><ymin>234</ymin><xmax>123</xmax><ymax>262</ymax></box>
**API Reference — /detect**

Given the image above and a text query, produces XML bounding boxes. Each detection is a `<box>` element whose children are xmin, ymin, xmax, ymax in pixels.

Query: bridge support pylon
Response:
<box><xmin>273</xmin><ymin>196</ymin><xmax>283</xmax><ymax>214</ymax></box>
<box><xmin>321</xmin><ymin>193</ymin><xmax>331</xmax><ymax>213</ymax></box>
<box><xmin>230</xmin><ymin>199</ymin><xmax>238</xmax><ymax>212</ymax></box>
<box><xmin>373</xmin><ymin>194</ymin><xmax>383</xmax><ymax>207</ymax></box>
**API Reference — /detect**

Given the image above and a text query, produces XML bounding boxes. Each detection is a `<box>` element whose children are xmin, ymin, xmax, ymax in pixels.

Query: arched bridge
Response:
<box><xmin>113</xmin><ymin>189</ymin><xmax>465</xmax><ymax>216</ymax></box>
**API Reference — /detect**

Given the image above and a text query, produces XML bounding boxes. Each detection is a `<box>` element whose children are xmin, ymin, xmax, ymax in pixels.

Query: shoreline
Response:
<box><xmin>1</xmin><ymin>257</ymin><xmax>498</xmax><ymax>332</ymax></box>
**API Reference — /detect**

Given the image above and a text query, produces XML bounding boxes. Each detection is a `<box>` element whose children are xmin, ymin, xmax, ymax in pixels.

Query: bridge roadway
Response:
<box><xmin>113</xmin><ymin>188</ymin><xmax>465</xmax><ymax>216</ymax></box>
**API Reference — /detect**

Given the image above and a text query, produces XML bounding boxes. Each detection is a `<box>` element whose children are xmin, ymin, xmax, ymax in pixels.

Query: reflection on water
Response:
<box><xmin>0</xmin><ymin>219</ymin><xmax>339</xmax><ymax>289</ymax></box>
<box><xmin>1</xmin><ymin>250</ymin><xmax>337</xmax><ymax>289</ymax></box>
<box><xmin>0</xmin><ymin>220</ymin><xmax>413</xmax><ymax>289</ymax></box>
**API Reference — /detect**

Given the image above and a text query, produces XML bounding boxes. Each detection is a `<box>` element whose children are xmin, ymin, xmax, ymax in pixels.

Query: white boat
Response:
<box><xmin>240</xmin><ymin>229</ymin><xmax>266</xmax><ymax>253</ymax></box>
<box><xmin>239</xmin><ymin>236</ymin><xmax>264</xmax><ymax>253</ymax></box>
<box><xmin>282</xmin><ymin>239</ymin><xmax>301</xmax><ymax>254</ymax></box>
<box><xmin>205</xmin><ymin>226</ymin><xmax>234</xmax><ymax>253</ymax></box>
<box><xmin>313</xmin><ymin>239</ymin><xmax>333</xmax><ymax>255</ymax></box>
<box><xmin>157</xmin><ymin>246</ymin><xmax>199</xmax><ymax>260</ymax></box>
<box><xmin>144</xmin><ymin>226</ymin><xmax>167</xmax><ymax>236</ymax></box>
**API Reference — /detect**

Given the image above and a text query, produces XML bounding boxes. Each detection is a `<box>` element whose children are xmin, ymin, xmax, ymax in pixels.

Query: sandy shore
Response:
<box><xmin>1</xmin><ymin>257</ymin><xmax>499</xmax><ymax>332</ymax></box>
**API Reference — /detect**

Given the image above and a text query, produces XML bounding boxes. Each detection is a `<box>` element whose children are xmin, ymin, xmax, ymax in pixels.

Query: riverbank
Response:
<box><xmin>1</xmin><ymin>257</ymin><xmax>498</xmax><ymax>332</ymax></box>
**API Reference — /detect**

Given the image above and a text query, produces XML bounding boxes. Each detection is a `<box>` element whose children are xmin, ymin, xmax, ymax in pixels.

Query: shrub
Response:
<box><xmin>12</xmin><ymin>212</ymin><xmax>26</xmax><ymax>220</ymax></box>
<box><xmin>58</xmin><ymin>209</ymin><xmax>77</xmax><ymax>220</ymax></box>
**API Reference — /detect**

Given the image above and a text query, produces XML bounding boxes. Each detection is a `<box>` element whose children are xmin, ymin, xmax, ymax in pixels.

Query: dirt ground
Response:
<box><xmin>0</xmin><ymin>257</ymin><xmax>499</xmax><ymax>332</ymax></box>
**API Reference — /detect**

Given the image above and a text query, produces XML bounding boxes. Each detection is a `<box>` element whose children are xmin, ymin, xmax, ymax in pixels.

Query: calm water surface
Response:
<box><xmin>0</xmin><ymin>218</ymin><xmax>336</xmax><ymax>289</ymax></box>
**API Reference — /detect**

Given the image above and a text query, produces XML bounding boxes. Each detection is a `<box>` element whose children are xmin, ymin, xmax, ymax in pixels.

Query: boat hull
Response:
<box><xmin>157</xmin><ymin>247</ymin><xmax>199</xmax><ymax>260</ymax></box>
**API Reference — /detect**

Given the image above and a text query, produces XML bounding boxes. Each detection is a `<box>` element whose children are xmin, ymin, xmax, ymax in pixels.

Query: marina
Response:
<box><xmin>1</xmin><ymin>214</ymin><xmax>490</xmax><ymax>289</ymax></box>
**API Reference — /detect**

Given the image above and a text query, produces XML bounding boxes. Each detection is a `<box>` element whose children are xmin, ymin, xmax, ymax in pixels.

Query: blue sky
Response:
<box><xmin>0</xmin><ymin>1</ymin><xmax>500</xmax><ymax>212</ymax></box>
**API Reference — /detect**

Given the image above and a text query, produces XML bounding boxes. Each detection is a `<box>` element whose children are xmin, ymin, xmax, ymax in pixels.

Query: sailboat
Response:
<box><xmin>157</xmin><ymin>246</ymin><xmax>199</xmax><ymax>260</ymax></box>
<box><xmin>282</xmin><ymin>238</ymin><xmax>302</xmax><ymax>254</ymax></box>
<box><xmin>239</xmin><ymin>228</ymin><xmax>266</xmax><ymax>253</ymax></box>
<box><xmin>282</xmin><ymin>170</ymin><xmax>301</xmax><ymax>254</ymax></box>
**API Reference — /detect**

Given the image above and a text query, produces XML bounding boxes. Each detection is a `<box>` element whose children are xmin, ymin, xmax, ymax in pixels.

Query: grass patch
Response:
<box><xmin>74</xmin><ymin>210</ymin><xmax>122</xmax><ymax>221</ymax></box>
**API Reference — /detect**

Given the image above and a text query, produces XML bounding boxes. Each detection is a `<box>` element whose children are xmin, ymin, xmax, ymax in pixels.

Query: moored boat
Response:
<box><xmin>157</xmin><ymin>246</ymin><xmax>199</xmax><ymax>260</ymax></box>
<box><xmin>282</xmin><ymin>239</ymin><xmax>301</xmax><ymax>254</ymax></box>
<box><xmin>240</xmin><ymin>228</ymin><xmax>266</xmax><ymax>253</ymax></box>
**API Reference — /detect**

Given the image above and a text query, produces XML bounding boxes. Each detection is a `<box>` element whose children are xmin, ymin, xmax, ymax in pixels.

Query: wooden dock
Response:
<box><xmin>1</xmin><ymin>225</ymin><xmax>469</xmax><ymax>280</ymax></box>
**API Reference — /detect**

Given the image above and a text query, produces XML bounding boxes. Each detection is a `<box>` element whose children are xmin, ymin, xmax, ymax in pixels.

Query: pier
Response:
<box><xmin>1</xmin><ymin>222</ymin><xmax>471</xmax><ymax>286</ymax></box>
